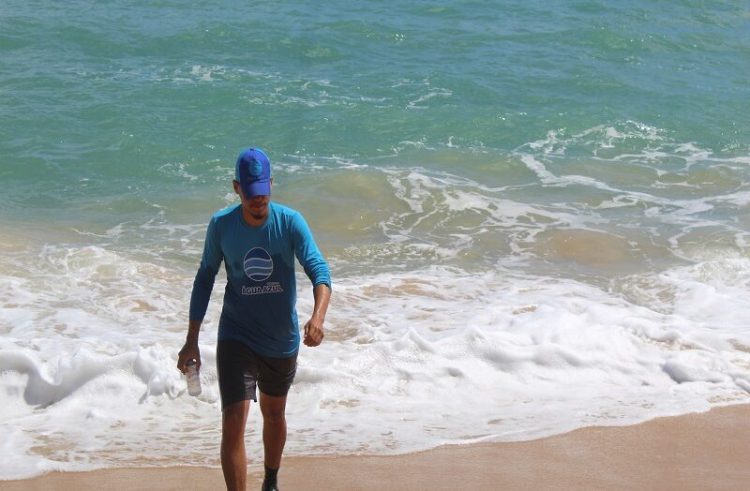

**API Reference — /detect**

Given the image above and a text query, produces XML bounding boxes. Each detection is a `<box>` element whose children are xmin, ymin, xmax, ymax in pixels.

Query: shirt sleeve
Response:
<box><xmin>189</xmin><ymin>216</ymin><xmax>223</xmax><ymax>321</ymax></box>
<box><xmin>291</xmin><ymin>212</ymin><xmax>331</xmax><ymax>289</ymax></box>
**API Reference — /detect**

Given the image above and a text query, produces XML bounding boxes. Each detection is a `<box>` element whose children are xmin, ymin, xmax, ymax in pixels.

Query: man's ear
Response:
<box><xmin>232</xmin><ymin>180</ymin><xmax>241</xmax><ymax>196</ymax></box>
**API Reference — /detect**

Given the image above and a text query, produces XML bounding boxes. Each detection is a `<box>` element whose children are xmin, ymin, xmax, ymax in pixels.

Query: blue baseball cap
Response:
<box><xmin>235</xmin><ymin>148</ymin><xmax>272</xmax><ymax>197</ymax></box>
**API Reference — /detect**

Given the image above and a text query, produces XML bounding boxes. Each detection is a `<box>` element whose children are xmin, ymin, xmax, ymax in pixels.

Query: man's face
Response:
<box><xmin>233</xmin><ymin>180</ymin><xmax>271</xmax><ymax>221</ymax></box>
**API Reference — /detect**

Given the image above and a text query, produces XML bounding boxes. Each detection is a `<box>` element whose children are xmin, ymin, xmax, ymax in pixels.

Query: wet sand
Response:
<box><xmin>2</xmin><ymin>404</ymin><xmax>748</xmax><ymax>491</ymax></box>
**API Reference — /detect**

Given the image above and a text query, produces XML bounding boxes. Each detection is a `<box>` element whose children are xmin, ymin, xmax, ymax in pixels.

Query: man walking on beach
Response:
<box><xmin>177</xmin><ymin>147</ymin><xmax>332</xmax><ymax>491</ymax></box>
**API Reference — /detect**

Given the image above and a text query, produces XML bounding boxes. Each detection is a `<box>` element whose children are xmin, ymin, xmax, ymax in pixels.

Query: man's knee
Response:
<box><xmin>222</xmin><ymin>400</ymin><xmax>249</xmax><ymax>432</ymax></box>
<box><xmin>263</xmin><ymin>409</ymin><xmax>285</xmax><ymax>425</ymax></box>
<box><xmin>259</xmin><ymin>394</ymin><xmax>287</xmax><ymax>423</ymax></box>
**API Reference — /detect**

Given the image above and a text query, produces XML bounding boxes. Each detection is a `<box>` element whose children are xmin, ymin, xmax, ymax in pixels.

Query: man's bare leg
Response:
<box><xmin>259</xmin><ymin>392</ymin><xmax>288</xmax><ymax>488</ymax></box>
<box><xmin>221</xmin><ymin>400</ymin><xmax>250</xmax><ymax>491</ymax></box>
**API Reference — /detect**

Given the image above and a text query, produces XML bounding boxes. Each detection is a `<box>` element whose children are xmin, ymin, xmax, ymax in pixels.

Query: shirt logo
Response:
<box><xmin>243</xmin><ymin>247</ymin><xmax>273</xmax><ymax>282</ymax></box>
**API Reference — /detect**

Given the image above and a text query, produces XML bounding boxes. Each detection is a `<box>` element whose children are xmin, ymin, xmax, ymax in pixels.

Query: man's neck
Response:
<box><xmin>241</xmin><ymin>205</ymin><xmax>269</xmax><ymax>227</ymax></box>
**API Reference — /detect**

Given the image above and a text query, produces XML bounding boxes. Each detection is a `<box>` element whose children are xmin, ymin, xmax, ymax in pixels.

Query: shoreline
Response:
<box><xmin>3</xmin><ymin>403</ymin><xmax>749</xmax><ymax>490</ymax></box>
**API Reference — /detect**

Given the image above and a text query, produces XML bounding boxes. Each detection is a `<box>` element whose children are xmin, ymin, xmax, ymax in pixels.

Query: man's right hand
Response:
<box><xmin>177</xmin><ymin>342</ymin><xmax>201</xmax><ymax>374</ymax></box>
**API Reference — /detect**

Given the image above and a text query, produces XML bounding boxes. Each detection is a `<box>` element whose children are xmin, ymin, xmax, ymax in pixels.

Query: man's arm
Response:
<box><xmin>177</xmin><ymin>319</ymin><xmax>203</xmax><ymax>373</ymax></box>
<box><xmin>177</xmin><ymin>216</ymin><xmax>222</xmax><ymax>373</ymax></box>
<box><xmin>303</xmin><ymin>283</ymin><xmax>331</xmax><ymax>347</ymax></box>
<box><xmin>290</xmin><ymin>211</ymin><xmax>331</xmax><ymax>347</ymax></box>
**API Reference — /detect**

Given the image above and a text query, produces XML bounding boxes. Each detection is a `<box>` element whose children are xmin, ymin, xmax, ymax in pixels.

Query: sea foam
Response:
<box><xmin>3</xmin><ymin>248</ymin><xmax>749</xmax><ymax>478</ymax></box>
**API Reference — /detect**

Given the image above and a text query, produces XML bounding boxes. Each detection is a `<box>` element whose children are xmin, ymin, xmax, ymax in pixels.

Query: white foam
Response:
<box><xmin>521</xmin><ymin>122</ymin><xmax>667</xmax><ymax>158</ymax></box>
<box><xmin>289</xmin><ymin>264</ymin><xmax>750</xmax><ymax>456</ymax></box>
<box><xmin>2</xmin><ymin>237</ymin><xmax>750</xmax><ymax>479</ymax></box>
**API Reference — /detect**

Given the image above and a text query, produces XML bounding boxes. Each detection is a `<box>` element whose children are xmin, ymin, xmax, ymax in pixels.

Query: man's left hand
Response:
<box><xmin>303</xmin><ymin>317</ymin><xmax>324</xmax><ymax>347</ymax></box>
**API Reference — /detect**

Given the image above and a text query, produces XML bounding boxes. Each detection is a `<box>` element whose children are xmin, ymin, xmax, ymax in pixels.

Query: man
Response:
<box><xmin>177</xmin><ymin>147</ymin><xmax>331</xmax><ymax>491</ymax></box>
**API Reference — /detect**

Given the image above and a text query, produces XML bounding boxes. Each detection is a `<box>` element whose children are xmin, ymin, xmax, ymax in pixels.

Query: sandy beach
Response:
<box><xmin>2</xmin><ymin>403</ymin><xmax>748</xmax><ymax>491</ymax></box>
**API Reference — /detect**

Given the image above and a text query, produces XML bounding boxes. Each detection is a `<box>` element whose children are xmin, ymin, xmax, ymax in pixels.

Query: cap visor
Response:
<box><xmin>243</xmin><ymin>180</ymin><xmax>271</xmax><ymax>197</ymax></box>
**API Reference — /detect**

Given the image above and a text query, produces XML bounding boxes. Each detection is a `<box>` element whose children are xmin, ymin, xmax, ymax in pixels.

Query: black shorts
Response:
<box><xmin>216</xmin><ymin>340</ymin><xmax>298</xmax><ymax>410</ymax></box>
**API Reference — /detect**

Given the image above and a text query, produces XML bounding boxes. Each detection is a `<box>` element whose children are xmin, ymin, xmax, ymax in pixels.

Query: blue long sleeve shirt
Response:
<box><xmin>189</xmin><ymin>202</ymin><xmax>331</xmax><ymax>357</ymax></box>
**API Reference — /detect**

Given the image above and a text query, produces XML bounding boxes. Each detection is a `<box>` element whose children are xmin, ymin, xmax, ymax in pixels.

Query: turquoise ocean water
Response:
<box><xmin>1</xmin><ymin>0</ymin><xmax>750</xmax><ymax>478</ymax></box>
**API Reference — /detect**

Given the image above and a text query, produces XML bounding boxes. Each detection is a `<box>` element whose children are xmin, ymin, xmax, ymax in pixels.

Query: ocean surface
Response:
<box><xmin>2</xmin><ymin>0</ymin><xmax>749</xmax><ymax>479</ymax></box>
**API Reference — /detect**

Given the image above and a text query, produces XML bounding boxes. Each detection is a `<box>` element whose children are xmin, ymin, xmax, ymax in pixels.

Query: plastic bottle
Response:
<box><xmin>185</xmin><ymin>359</ymin><xmax>202</xmax><ymax>396</ymax></box>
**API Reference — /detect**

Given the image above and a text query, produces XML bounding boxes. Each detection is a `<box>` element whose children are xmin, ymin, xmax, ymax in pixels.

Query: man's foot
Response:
<box><xmin>261</xmin><ymin>479</ymin><xmax>279</xmax><ymax>491</ymax></box>
<box><xmin>262</xmin><ymin>464</ymin><xmax>279</xmax><ymax>490</ymax></box>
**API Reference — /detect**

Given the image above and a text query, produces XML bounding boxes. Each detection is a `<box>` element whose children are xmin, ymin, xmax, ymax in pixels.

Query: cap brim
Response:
<box><xmin>243</xmin><ymin>180</ymin><xmax>271</xmax><ymax>197</ymax></box>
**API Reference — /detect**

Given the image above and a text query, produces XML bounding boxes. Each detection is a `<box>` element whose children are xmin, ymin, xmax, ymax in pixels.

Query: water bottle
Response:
<box><xmin>185</xmin><ymin>359</ymin><xmax>202</xmax><ymax>396</ymax></box>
